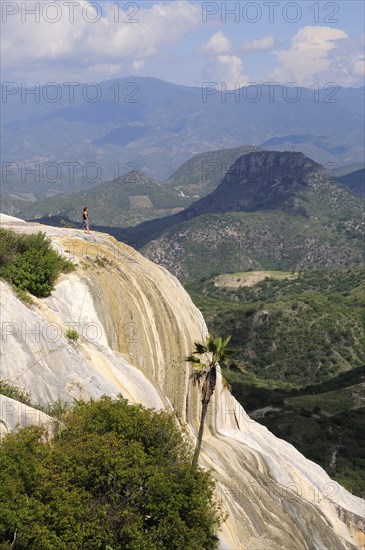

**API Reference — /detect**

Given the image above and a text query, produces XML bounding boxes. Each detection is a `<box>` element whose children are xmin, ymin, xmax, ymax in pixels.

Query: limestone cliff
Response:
<box><xmin>0</xmin><ymin>215</ymin><xmax>364</xmax><ymax>550</ymax></box>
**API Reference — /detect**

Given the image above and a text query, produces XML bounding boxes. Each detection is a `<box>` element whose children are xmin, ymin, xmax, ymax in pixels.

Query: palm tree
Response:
<box><xmin>187</xmin><ymin>335</ymin><xmax>235</xmax><ymax>467</ymax></box>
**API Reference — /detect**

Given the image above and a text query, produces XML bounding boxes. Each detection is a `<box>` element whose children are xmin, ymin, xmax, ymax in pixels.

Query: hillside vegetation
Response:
<box><xmin>138</xmin><ymin>152</ymin><xmax>363</xmax><ymax>279</ymax></box>
<box><xmin>0</xmin><ymin>397</ymin><xmax>221</xmax><ymax>549</ymax></box>
<box><xmin>142</xmin><ymin>209</ymin><xmax>363</xmax><ymax>281</ymax></box>
<box><xmin>187</xmin><ymin>266</ymin><xmax>365</xmax><ymax>384</ymax></box>
<box><xmin>185</xmin><ymin>266</ymin><xmax>365</xmax><ymax>496</ymax></box>
<box><xmin>163</xmin><ymin>145</ymin><xmax>261</xmax><ymax>199</ymax></box>
<box><xmin>0</xmin><ymin>229</ymin><xmax>74</xmax><ymax>298</ymax></box>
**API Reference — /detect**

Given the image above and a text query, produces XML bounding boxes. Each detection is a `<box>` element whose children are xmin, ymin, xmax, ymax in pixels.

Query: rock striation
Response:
<box><xmin>0</xmin><ymin>215</ymin><xmax>364</xmax><ymax>549</ymax></box>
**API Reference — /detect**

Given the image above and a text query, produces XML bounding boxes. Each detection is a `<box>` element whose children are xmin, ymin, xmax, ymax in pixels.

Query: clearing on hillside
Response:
<box><xmin>214</xmin><ymin>270</ymin><xmax>297</xmax><ymax>288</ymax></box>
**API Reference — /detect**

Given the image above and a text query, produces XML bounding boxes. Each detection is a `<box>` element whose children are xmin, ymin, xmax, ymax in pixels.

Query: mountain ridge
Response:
<box><xmin>9</xmin><ymin>150</ymin><xmax>363</xmax><ymax>281</ymax></box>
<box><xmin>1</xmin><ymin>145</ymin><xmax>262</xmax><ymax>226</ymax></box>
<box><xmin>2</xmin><ymin>78</ymin><xmax>364</xmax><ymax>194</ymax></box>
<box><xmin>336</xmin><ymin>168</ymin><xmax>365</xmax><ymax>195</ymax></box>
<box><xmin>130</xmin><ymin>151</ymin><xmax>363</xmax><ymax>279</ymax></box>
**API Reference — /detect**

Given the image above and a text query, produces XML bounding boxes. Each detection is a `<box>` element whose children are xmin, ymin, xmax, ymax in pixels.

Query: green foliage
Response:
<box><xmin>0</xmin><ymin>380</ymin><xmax>33</xmax><ymax>407</ymax></box>
<box><xmin>187</xmin><ymin>336</ymin><xmax>236</xmax><ymax>467</ymax></box>
<box><xmin>0</xmin><ymin>397</ymin><xmax>222</xmax><ymax>549</ymax></box>
<box><xmin>16</xmin><ymin>288</ymin><xmax>35</xmax><ymax>305</ymax></box>
<box><xmin>186</xmin><ymin>266</ymin><xmax>365</xmax><ymax>385</ymax></box>
<box><xmin>186</xmin><ymin>267</ymin><xmax>365</xmax><ymax>496</ymax></box>
<box><xmin>37</xmin><ymin>398</ymin><xmax>71</xmax><ymax>420</ymax></box>
<box><xmin>0</xmin><ymin>229</ymin><xmax>74</xmax><ymax>297</ymax></box>
<box><xmin>66</xmin><ymin>329</ymin><xmax>79</xmax><ymax>341</ymax></box>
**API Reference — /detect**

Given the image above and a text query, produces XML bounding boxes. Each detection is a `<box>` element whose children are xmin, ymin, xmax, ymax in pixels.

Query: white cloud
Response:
<box><xmin>1</xmin><ymin>0</ymin><xmax>201</xmax><ymax>82</ymax></box>
<box><xmin>350</xmin><ymin>56</ymin><xmax>365</xmax><ymax>78</ymax></box>
<box><xmin>132</xmin><ymin>59</ymin><xmax>146</xmax><ymax>72</ymax></box>
<box><xmin>200</xmin><ymin>32</ymin><xmax>249</xmax><ymax>87</ymax></box>
<box><xmin>217</xmin><ymin>55</ymin><xmax>249</xmax><ymax>86</ymax></box>
<box><xmin>2</xmin><ymin>4</ymin><xmax>363</xmax><ymax>89</ymax></box>
<box><xmin>203</xmin><ymin>55</ymin><xmax>250</xmax><ymax>88</ymax></box>
<box><xmin>267</xmin><ymin>26</ymin><xmax>361</xmax><ymax>86</ymax></box>
<box><xmin>201</xmin><ymin>31</ymin><xmax>232</xmax><ymax>56</ymax></box>
<box><xmin>325</xmin><ymin>34</ymin><xmax>365</xmax><ymax>84</ymax></box>
<box><xmin>241</xmin><ymin>36</ymin><xmax>275</xmax><ymax>53</ymax></box>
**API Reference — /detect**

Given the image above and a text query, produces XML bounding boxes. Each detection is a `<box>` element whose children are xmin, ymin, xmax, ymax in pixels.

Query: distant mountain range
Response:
<box><xmin>3</xmin><ymin>146</ymin><xmax>363</xmax><ymax>229</ymax></box>
<box><xmin>2</xmin><ymin>77</ymin><xmax>364</xmax><ymax>196</ymax></box>
<box><xmin>2</xmin><ymin>145</ymin><xmax>261</xmax><ymax>226</ymax></box>
<box><xmin>14</xmin><ymin>150</ymin><xmax>364</xmax><ymax>281</ymax></box>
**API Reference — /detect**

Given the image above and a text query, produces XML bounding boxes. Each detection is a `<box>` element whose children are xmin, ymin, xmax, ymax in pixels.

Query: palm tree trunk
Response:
<box><xmin>192</xmin><ymin>401</ymin><xmax>209</xmax><ymax>467</ymax></box>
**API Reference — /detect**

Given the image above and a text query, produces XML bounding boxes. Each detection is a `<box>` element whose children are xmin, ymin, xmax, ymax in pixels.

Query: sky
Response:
<box><xmin>1</xmin><ymin>0</ymin><xmax>364</xmax><ymax>88</ymax></box>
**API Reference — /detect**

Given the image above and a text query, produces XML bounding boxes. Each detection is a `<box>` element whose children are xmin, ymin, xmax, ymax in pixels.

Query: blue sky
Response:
<box><xmin>1</xmin><ymin>0</ymin><xmax>364</xmax><ymax>87</ymax></box>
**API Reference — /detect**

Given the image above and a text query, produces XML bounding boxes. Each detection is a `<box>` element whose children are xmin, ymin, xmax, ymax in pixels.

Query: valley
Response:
<box><xmin>6</xmin><ymin>148</ymin><xmax>363</xmax><ymax>501</ymax></box>
<box><xmin>185</xmin><ymin>266</ymin><xmax>365</xmax><ymax>497</ymax></box>
<box><xmin>2</xmin><ymin>5</ymin><xmax>365</xmax><ymax>547</ymax></box>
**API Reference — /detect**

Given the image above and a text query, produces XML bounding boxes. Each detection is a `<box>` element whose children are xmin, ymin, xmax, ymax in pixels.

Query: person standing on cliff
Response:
<box><xmin>82</xmin><ymin>207</ymin><xmax>90</xmax><ymax>234</ymax></box>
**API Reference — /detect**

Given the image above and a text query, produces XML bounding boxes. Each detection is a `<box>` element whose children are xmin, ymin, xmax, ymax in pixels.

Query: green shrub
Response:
<box><xmin>66</xmin><ymin>329</ymin><xmax>79</xmax><ymax>341</ymax></box>
<box><xmin>0</xmin><ymin>229</ymin><xmax>74</xmax><ymax>297</ymax></box>
<box><xmin>0</xmin><ymin>380</ymin><xmax>33</xmax><ymax>406</ymax></box>
<box><xmin>16</xmin><ymin>288</ymin><xmax>34</xmax><ymax>305</ymax></box>
<box><xmin>37</xmin><ymin>398</ymin><xmax>71</xmax><ymax>420</ymax></box>
<box><xmin>0</xmin><ymin>397</ymin><xmax>222</xmax><ymax>549</ymax></box>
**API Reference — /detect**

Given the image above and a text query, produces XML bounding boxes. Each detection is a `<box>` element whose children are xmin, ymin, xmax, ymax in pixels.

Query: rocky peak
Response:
<box><xmin>189</xmin><ymin>150</ymin><xmax>325</xmax><ymax>214</ymax></box>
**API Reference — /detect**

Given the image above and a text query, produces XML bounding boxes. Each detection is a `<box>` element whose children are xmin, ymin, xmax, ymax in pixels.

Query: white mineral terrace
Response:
<box><xmin>0</xmin><ymin>215</ymin><xmax>364</xmax><ymax>549</ymax></box>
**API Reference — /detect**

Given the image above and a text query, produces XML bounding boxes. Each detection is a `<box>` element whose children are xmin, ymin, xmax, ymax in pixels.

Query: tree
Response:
<box><xmin>0</xmin><ymin>229</ymin><xmax>74</xmax><ymax>297</ymax></box>
<box><xmin>187</xmin><ymin>336</ymin><xmax>235</xmax><ymax>467</ymax></box>
<box><xmin>0</xmin><ymin>397</ymin><xmax>222</xmax><ymax>549</ymax></box>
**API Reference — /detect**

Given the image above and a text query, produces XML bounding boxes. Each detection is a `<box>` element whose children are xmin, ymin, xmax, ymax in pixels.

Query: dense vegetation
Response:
<box><xmin>187</xmin><ymin>267</ymin><xmax>365</xmax><ymax>384</ymax></box>
<box><xmin>0</xmin><ymin>397</ymin><xmax>221</xmax><ymax>549</ymax></box>
<box><xmin>0</xmin><ymin>229</ymin><xmax>73</xmax><ymax>297</ymax></box>
<box><xmin>139</xmin><ymin>185</ymin><xmax>363</xmax><ymax>279</ymax></box>
<box><xmin>220</xmin><ymin>365</ymin><xmax>365</xmax><ymax>497</ymax></box>
<box><xmin>185</xmin><ymin>266</ymin><xmax>365</xmax><ymax>497</ymax></box>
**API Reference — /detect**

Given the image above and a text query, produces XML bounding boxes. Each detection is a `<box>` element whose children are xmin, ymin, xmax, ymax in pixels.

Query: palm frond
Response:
<box><xmin>186</xmin><ymin>354</ymin><xmax>201</xmax><ymax>364</ymax></box>
<box><xmin>223</xmin><ymin>348</ymin><xmax>235</xmax><ymax>357</ymax></box>
<box><xmin>190</xmin><ymin>368</ymin><xmax>206</xmax><ymax>386</ymax></box>
<box><xmin>193</xmin><ymin>342</ymin><xmax>207</xmax><ymax>355</ymax></box>
<box><xmin>222</xmin><ymin>336</ymin><xmax>232</xmax><ymax>348</ymax></box>
<box><xmin>207</xmin><ymin>337</ymin><xmax>219</xmax><ymax>354</ymax></box>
